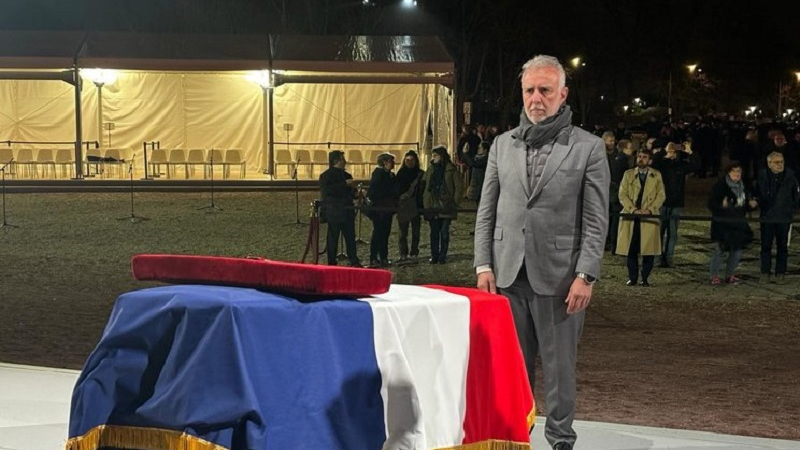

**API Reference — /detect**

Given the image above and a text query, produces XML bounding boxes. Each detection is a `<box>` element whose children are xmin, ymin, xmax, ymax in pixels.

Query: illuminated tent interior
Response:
<box><xmin>0</xmin><ymin>31</ymin><xmax>455</xmax><ymax>180</ymax></box>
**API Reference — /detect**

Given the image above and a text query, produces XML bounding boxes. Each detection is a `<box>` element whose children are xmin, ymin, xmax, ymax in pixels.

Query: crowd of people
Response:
<box><xmin>601</xmin><ymin>117</ymin><xmax>800</xmax><ymax>286</ymax></box>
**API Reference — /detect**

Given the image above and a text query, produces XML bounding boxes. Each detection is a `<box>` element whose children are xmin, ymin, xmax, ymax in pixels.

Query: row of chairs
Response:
<box><xmin>148</xmin><ymin>148</ymin><xmax>246</xmax><ymax>179</ymax></box>
<box><xmin>0</xmin><ymin>148</ymin><xmax>79</xmax><ymax>178</ymax></box>
<box><xmin>274</xmin><ymin>149</ymin><xmax>407</xmax><ymax>178</ymax></box>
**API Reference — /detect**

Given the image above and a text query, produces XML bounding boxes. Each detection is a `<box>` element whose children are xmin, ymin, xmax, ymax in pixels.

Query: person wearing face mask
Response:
<box><xmin>473</xmin><ymin>55</ymin><xmax>609</xmax><ymax>450</ymax></box>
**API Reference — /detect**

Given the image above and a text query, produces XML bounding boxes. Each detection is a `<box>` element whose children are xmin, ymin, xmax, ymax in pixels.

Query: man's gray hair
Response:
<box><xmin>767</xmin><ymin>151</ymin><xmax>785</xmax><ymax>162</ymax></box>
<box><xmin>520</xmin><ymin>55</ymin><xmax>566</xmax><ymax>89</ymax></box>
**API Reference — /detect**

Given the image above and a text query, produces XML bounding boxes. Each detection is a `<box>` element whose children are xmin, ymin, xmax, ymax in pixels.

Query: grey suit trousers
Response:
<box><xmin>501</xmin><ymin>266</ymin><xmax>584</xmax><ymax>448</ymax></box>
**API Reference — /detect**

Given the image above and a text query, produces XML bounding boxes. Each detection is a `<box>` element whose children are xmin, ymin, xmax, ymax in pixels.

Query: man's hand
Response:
<box><xmin>477</xmin><ymin>271</ymin><xmax>497</xmax><ymax>294</ymax></box>
<box><xmin>566</xmin><ymin>277</ymin><xmax>593</xmax><ymax>314</ymax></box>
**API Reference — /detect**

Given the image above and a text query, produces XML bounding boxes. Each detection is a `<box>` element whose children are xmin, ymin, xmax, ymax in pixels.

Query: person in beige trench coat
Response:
<box><xmin>616</xmin><ymin>149</ymin><xmax>665</xmax><ymax>286</ymax></box>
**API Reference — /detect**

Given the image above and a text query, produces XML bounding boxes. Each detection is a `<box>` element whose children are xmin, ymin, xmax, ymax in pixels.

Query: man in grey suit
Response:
<box><xmin>474</xmin><ymin>55</ymin><xmax>609</xmax><ymax>450</ymax></box>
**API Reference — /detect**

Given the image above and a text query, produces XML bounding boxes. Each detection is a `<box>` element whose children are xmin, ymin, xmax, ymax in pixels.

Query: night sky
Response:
<box><xmin>2</xmin><ymin>0</ymin><xmax>798</xmax><ymax>123</ymax></box>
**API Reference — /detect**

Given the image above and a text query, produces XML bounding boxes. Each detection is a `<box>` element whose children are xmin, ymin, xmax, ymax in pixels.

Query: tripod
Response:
<box><xmin>198</xmin><ymin>151</ymin><xmax>222</xmax><ymax>212</ymax></box>
<box><xmin>285</xmin><ymin>158</ymin><xmax>306</xmax><ymax>225</ymax></box>
<box><xmin>0</xmin><ymin>158</ymin><xmax>18</xmax><ymax>229</ymax></box>
<box><xmin>117</xmin><ymin>157</ymin><xmax>149</xmax><ymax>223</ymax></box>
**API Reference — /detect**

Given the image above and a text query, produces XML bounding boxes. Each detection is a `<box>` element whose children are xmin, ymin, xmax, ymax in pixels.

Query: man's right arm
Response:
<box><xmin>474</xmin><ymin>138</ymin><xmax>501</xmax><ymax>292</ymax></box>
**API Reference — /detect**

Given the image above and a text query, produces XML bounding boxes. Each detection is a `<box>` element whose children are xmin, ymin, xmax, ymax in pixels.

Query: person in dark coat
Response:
<box><xmin>366</xmin><ymin>152</ymin><xmax>398</xmax><ymax>267</ymax></box>
<box><xmin>755</xmin><ymin>152</ymin><xmax>800</xmax><ymax>284</ymax></box>
<box><xmin>318</xmin><ymin>150</ymin><xmax>361</xmax><ymax>267</ymax></box>
<box><xmin>423</xmin><ymin>146</ymin><xmax>463</xmax><ymax>264</ymax></box>
<box><xmin>707</xmin><ymin>162</ymin><xmax>758</xmax><ymax>285</ymax></box>
<box><xmin>468</xmin><ymin>141</ymin><xmax>489</xmax><ymax>207</ymax></box>
<box><xmin>395</xmin><ymin>150</ymin><xmax>425</xmax><ymax>260</ymax></box>
<box><xmin>651</xmin><ymin>141</ymin><xmax>700</xmax><ymax>267</ymax></box>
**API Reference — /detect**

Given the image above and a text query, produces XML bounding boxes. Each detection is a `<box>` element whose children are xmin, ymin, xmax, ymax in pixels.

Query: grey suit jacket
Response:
<box><xmin>473</xmin><ymin>125</ymin><xmax>610</xmax><ymax>295</ymax></box>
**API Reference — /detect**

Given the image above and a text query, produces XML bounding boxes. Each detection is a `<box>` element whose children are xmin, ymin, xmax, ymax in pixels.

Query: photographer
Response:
<box><xmin>319</xmin><ymin>150</ymin><xmax>361</xmax><ymax>267</ymax></box>
<box><xmin>651</xmin><ymin>141</ymin><xmax>699</xmax><ymax>267</ymax></box>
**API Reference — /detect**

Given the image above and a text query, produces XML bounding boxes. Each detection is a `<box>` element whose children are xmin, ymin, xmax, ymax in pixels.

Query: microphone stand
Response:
<box><xmin>0</xmin><ymin>158</ymin><xmax>18</xmax><ymax>229</ymax></box>
<box><xmin>285</xmin><ymin>157</ymin><xmax>305</xmax><ymax>225</ymax></box>
<box><xmin>117</xmin><ymin>155</ymin><xmax>149</xmax><ymax>223</ymax></box>
<box><xmin>355</xmin><ymin>183</ymin><xmax>368</xmax><ymax>244</ymax></box>
<box><xmin>198</xmin><ymin>151</ymin><xmax>222</xmax><ymax>212</ymax></box>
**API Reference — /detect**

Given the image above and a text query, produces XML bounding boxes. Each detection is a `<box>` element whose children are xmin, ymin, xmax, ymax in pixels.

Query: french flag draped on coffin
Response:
<box><xmin>66</xmin><ymin>255</ymin><xmax>534</xmax><ymax>450</ymax></box>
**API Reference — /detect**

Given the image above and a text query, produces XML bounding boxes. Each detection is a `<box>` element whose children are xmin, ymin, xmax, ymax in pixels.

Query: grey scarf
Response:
<box><xmin>514</xmin><ymin>104</ymin><xmax>573</xmax><ymax>149</ymax></box>
<box><xmin>725</xmin><ymin>175</ymin><xmax>745</xmax><ymax>207</ymax></box>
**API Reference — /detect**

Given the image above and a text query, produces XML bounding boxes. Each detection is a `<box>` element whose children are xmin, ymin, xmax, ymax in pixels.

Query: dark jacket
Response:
<box><xmin>756</xmin><ymin>168</ymin><xmax>800</xmax><ymax>224</ymax></box>
<box><xmin>395</xmin><ymin>165</ymin><xmax>424</xmax><ymax>222</ymax></box>
<box><xmin>366</xmin><ymin>167</ymin><xmax>398</xmax><ymax>216</ymax></box>
<box><xmin>609</xmin><ymin>152</ymin><xmax>632</xmax><ymax>205</ymax></box>
<box><xmin>319</xmin><ymin>166</ymin><xmax>356</xmax><ymax>223</ymax></box>
<box><xmin>651</xmin><ymin>150</ymin><xmax>700</xmax><ymax>207</ymax></box>
<box><xmin>469</xmin><ymin>152</ymin><xmax>488</xmax><ymax>202</ymax></box>
<box><xmin>422</xmin><ymin>160</ymin><xmax>463</xmax><ymax>219</ymax></box>
<box><xmin>708</xmin><ymin>178</ymin><xmax>755</xmax><ymax>249</ymax></box>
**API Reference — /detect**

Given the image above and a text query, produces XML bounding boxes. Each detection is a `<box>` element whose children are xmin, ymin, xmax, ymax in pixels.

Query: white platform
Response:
<box><xmin>1</xmin><ymin>363</ymin><xmax>798</xmax><ymax>450</ymax></box>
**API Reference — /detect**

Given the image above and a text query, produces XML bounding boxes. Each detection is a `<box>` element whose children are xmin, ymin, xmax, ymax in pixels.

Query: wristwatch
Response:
<box><xmin>576</xmin><ymin>272</ymin><xmax>597</xmax><ymax>285</ymax></box>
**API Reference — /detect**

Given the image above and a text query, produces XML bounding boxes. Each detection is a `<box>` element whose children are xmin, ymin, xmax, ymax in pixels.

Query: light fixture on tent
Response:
<box><xmin>246</xmin><ymin>70</ymin><xmax>272</xmax><ymax>90</ymax></box>
<box><xmin>81</xmin><ymin>69</ymin><xmax>119</xmax><ymax>149</ymax></box>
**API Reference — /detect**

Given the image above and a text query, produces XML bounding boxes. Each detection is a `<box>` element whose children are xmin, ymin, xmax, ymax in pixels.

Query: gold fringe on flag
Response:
<box><xmin>64</xmin><ymin>425</ymin><xmax>230</xmax><ymax>450</ymax></box>
<box><xmin>433</xmin><ymin>439</ymin><xmax>532</xmax><ymax>450</ymax></box>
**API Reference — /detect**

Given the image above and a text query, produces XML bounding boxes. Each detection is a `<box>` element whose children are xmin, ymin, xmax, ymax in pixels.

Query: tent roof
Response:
<box><xmin>0</xmin><ymin>31</ymin><xmax>453</xmax><ymax>76</ymax></box>
<box><xmin>80</xmin><ymin>32</ymin><xmax>271</xmax><ymax>71</ymax></box>
<box><xmin>271</xmin><ymin>35</ymin><xmax>454</xmax><ymax>74</ymax></box>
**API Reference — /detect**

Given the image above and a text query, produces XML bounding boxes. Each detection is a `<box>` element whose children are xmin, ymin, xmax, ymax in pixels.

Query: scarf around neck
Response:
<box><xmin>725</xmin><ymin>175</ymin><xmax>745</xmax><ymax>207</ymax></box>
<box><xmin>514</xmin><ymin>104</ymin><xmax>573</xmax><ymax>149</ymax></box>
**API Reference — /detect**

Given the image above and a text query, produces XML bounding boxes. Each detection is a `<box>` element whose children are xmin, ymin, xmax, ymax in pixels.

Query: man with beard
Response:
<box><xmin>616</xmin><ymin>149</ymin><xmax>665</xmax><ymax>286</ymax></box>
<box><xmin>473</xmin><ymin>55</ymin><xmax>609</xmax><ymax>450</ymax></box>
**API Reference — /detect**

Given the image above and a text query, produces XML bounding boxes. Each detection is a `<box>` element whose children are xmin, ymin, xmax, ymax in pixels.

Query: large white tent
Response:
<box><xmin>0</xmin><ymin>31</ymin><xmax>454</xmax><ymax>180</ymax></box>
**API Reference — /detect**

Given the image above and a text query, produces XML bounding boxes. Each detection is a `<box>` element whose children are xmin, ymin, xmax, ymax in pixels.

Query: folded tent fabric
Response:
<box><xmin>66</xmin><ymin>283</ymin><xmax>534</xmax><ymax>450</ymax></box>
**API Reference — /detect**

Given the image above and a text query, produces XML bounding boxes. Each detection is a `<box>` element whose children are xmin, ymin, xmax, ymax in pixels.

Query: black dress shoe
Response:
<box><xmin>658</xmin><ymin>259</ymin><xmax>670</xmax><ymax>268</ymax></box>
<box><xmin>552</xmin><ymin>442</ymin><xmax>573</xmax><ymax>450</ymax></box>
<box><xmin>429</xmin><ymin>258</ymin><xmax>439</xmax><ymax>264</ymax></box>
<box><xmin>625</xmin><ymin>279</ymin><xmax>637</xmax><ymax>286</ymax></box>
<box><xmin>639</xmin><ymin>279</ymin><xmax>650</xmax><ymax>287</ymax></box>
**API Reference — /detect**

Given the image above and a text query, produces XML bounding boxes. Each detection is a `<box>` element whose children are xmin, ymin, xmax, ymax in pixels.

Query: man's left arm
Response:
<box><xmin>567</xmin><ymin>138</ymin><xmax>610</xmax><ymax>314</ymax></box>
<box><xmin>577</xmin><ymin>138</ymin><xmax>611</xmax><ymax>278</ymax></box>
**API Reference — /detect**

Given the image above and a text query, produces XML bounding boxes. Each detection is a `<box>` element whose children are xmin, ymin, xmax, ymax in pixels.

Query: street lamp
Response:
<box><xmin>686</xmin><ymin>64</ymin><xmax>698</xmax><ymax>75</ymax></box>
<box><xmin>81</xmin><ymin>69</ymin><xmax>118</xmax><ymax>148</ymax></box>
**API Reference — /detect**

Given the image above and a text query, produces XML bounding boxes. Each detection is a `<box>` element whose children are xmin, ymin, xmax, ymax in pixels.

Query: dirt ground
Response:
<box><xmin>1</xmin><ymin>179</ymin><xmax>799</xmax><ymax>442</ymax></box>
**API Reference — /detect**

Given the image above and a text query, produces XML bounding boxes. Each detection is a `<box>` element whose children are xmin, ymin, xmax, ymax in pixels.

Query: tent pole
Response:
<box><xmin>73</xmin><ymin>67</ymin><xmax>84</xmax><ymax>179</ymax></box>
<box><xmin>267</xmin><ymin>87</ymin><xmax>275</xmax><ymax>178</ymax></box>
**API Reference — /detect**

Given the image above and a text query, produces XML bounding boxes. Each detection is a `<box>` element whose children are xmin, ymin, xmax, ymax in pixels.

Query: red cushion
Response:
<box><xmin>131</xmin><ymin>254</ymin><xmax>392</xmax><ymax>296</ymax></box>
